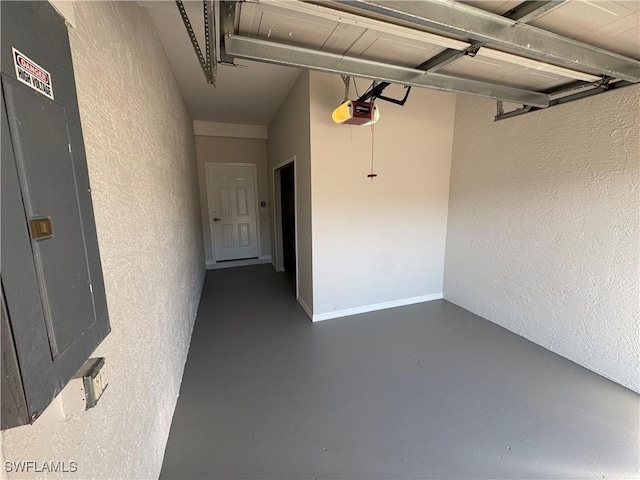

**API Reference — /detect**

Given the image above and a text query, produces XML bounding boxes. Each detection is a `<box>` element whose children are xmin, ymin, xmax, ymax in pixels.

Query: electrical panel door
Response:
<box><xmin>1</xmin><ymin>1</ymin><xmax>110</xmax><ymax>429</ymax></box>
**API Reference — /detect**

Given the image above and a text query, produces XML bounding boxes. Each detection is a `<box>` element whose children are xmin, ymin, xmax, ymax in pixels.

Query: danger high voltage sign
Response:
<box><xmin>13</xmin><ymin>48</ymin><xmax>54</xmax><ymax>101</ymax></box>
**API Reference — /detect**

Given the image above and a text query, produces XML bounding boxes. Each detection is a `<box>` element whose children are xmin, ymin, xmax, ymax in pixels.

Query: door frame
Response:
<box><xmin>273</xmin><ymin>156</ymin><xmax>298</xmax><ymax>296</ymax></box>
<box><xmin>205</xmin><ymin>162</ymin><xmax>262</xmax><ymax>265</ymax></box>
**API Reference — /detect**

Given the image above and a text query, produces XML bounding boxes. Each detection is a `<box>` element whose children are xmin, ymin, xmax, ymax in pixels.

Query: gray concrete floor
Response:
<box><xmin>160</xmin><ymin>265</ymin><xmax>639</xmax><ymax>479</ymax></box>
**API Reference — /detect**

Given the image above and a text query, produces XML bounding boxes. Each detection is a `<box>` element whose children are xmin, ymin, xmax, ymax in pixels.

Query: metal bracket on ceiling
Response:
<box><xmin>353</xmin><ymin>80</ymin><xmax>411</xmax><ymax>108</ymax></box>
<box><xmin>494</xmin><ymin>78</ymin><xmax>633</xmax><ymax>121</ymax></box>
<box><xmin>176</xmin><ymin>0</ymin><xmax>217</xmax><ymax>86</ymax></box>
<box><xmin>344</xmin><ymin>76</ymin><xmax>408</xmax><ymax>109</ymax></box>
<box><xmin>219</xmin><ymin>1</ymin><xmax>239</xmax><ymax>64</ymax></box>
<box><xmin>341</xmin><ymin>75</ymin><xmax>351</xmax><ymax>102</ymax></box>
<box><xmin>596</xmin><ymin>77</ymin><xmax>612</xmax><ymax>90</ymax></box>
<box><xmin>464</xmin><ymin>44</ymin><xmax>481</xmax><ymax>59</ymax></box>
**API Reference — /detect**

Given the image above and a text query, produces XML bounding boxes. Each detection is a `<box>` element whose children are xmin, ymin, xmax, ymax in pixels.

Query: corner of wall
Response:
<box><xmin>48</xmin><ymin>0</ymin><xmax>75</xmax><ymax>27</ymax></box>
<box><xmin>444</xmin><ymin>86</ymin><xmax>640</xmax><ymax>393</ymax></box>
<box><xmin>267</xmin><ymin>69</ymin><xmax>314</xmax><ymax>312</ymax></box>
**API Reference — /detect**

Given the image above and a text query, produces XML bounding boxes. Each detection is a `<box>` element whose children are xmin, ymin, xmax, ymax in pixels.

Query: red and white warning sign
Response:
<box><xmin>12</xmin><ymin>48</ymin><xmax>54</xmax><ymax>101</ymax></box>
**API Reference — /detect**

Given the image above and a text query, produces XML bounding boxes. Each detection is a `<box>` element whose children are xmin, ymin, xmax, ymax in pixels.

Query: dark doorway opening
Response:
<box><xmin>279</xmin><ymin>163</ymin><xmax>296</xmax><ymax>292</ymax></box>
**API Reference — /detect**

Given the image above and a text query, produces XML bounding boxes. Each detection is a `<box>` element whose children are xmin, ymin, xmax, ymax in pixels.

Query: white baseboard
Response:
<box><xmin>207</xmin><ymin>256</ymin><xmax>272</xmax><ymax>270</ymax></box>
<box><xmin>297</xmin><ymin>296</ymin><xmax>313</xmax><ymax>320</ymax></box>
<box><xmin>270</xmin><ymin>262</ymin><xmax>285</xmax><ymax>273</ymax></box>
<box><xmin>312</xmin><ymin>293</ymin><xmax>443</xmax><ymax>322</ymax></box>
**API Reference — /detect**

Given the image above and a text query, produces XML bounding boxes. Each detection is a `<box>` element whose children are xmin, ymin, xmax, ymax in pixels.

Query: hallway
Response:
<box><xmin>160</xmin><ymin>265</ymin><xmax>638</xmax><ymax>479</ymax></box>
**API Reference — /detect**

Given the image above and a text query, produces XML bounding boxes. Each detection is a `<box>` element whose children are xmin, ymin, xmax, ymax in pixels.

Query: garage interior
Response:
<box><xmin>1</xmin><ymin>0</ymin><xmax>638</xmax><ymax>479</ymax></box>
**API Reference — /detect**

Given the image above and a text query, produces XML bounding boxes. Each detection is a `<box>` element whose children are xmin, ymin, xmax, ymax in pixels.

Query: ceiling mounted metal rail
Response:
<box><xmin>356</xmin><ymin>0</ymin><xmax>566</xmax><ymax>104</ymax></box>
<box><xmin>218</xmin><ymin>0</ymin><xmax>637</xmax><ymax>120</ymax></box>
<box><xmin>420</xmin><ymin>0</ymin><xmax>566</xmax><ymax>74</ymax></box>
<box><xmin>176</xmin><ymin>0</ymin><xmax>217</xmax><ymax>86</ymax></box>
<box><xmin>224</xmin><ymin>35</ymin><xmax>549</xmax><ymax>107</ymax></box>
<box><xmin>204</xmin><ymin>0</ymin><xmax>215</xmax><ymax>84</ymax></box>
<box><xmin>332</xmin><ymin>0</ymin><xmax>640</xmax><ymax>83</ymax></box>
<box><xmin>495</xmin><ymin>79</ymin><xmax>632</xmax><ymax>121</ymax></box>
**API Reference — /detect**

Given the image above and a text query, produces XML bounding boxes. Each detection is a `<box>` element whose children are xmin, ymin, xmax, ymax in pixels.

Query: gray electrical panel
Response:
<box><xmin>1</xmin><ymin>1</ymin><xmax>110</xmax><ymax>429</ymax></box>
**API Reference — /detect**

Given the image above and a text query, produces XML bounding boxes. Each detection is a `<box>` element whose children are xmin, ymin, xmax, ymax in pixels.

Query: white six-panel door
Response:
<box><xmin>206</xmin><ymin>164</ymin><xmax>259</xmax><ymax>262</ymax></box>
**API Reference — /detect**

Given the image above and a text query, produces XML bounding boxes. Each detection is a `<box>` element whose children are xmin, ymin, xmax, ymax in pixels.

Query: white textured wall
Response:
<box><xmin>310</xmin><ymin>72</ymin><xmax>456</xmax><ymax>319</ymax></box>
<box><xmin>267</xmin><ymin>71</ymin><xmax>314</xmax><ymax>312</ymax></box>
<box><xmin>195</xmin><ymin>136</ymin><xmax>271</xmax><ymax>266</ymax></box>
<box><xmin>445</xmin><ymin>87</ymin><xmax>640</xmax><ymax>393</ymax></box>
<box><xmin>2</xmin><ymin>2</ymin><xmax>205</xmax><ymax>478</ymax></box>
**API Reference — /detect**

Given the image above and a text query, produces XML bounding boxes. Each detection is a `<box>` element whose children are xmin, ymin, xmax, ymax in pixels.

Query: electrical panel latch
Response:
<box><xmin>29</xmin><ymin>217</ymin><xmax>53</xmax><ymax>240</ymax></box>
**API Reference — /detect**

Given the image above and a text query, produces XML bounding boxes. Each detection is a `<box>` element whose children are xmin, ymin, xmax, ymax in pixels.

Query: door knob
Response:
<box><xmin>213</xmin><ymin>217</ymin><xmax>221</xmax><ymax>222</ymax></box>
